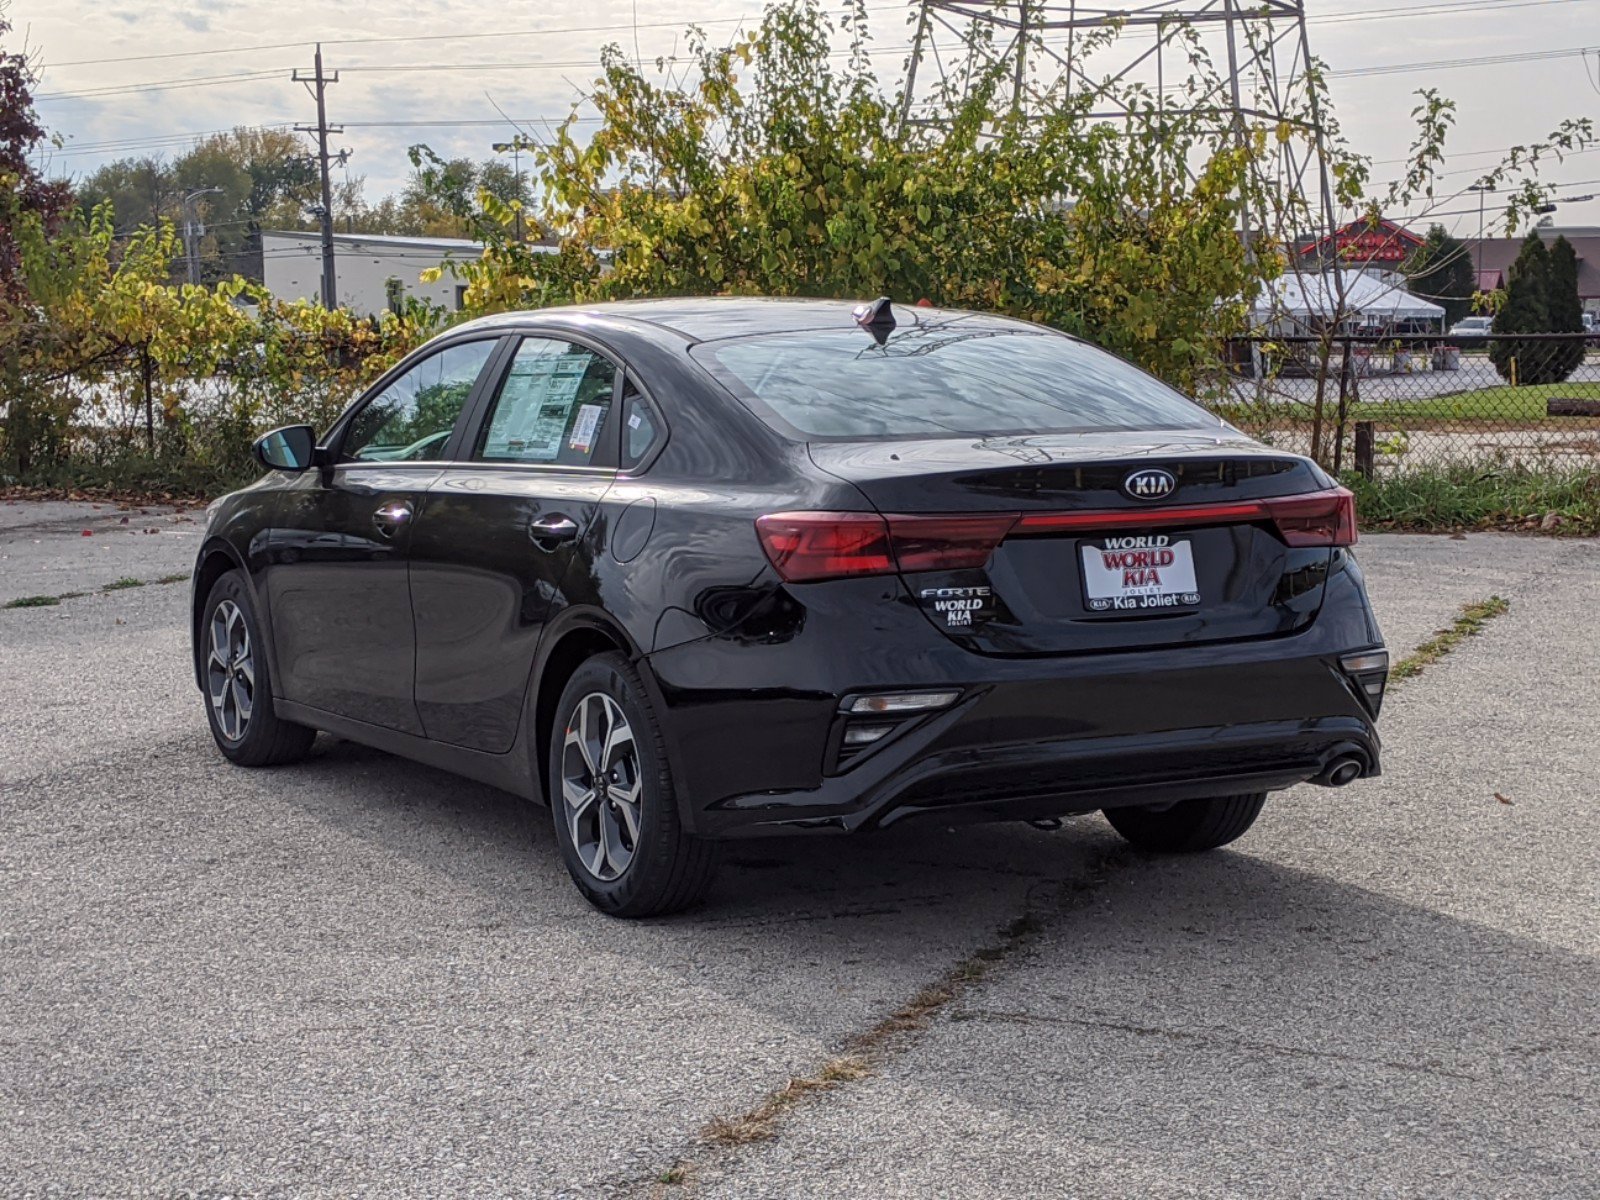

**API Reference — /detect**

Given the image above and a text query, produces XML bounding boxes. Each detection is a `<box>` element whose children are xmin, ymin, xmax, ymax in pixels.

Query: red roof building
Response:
<box><xmin>1296</xmin><ymin>217</ymin><xmax>1425</xmax><ymax>267</ymax></box>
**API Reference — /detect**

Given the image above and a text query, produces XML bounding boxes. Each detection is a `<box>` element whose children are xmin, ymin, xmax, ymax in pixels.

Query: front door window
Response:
<box><xmin>342</xmin><ymin>340</ymin><xmax>499</xmax><ymax>462</ymax></box>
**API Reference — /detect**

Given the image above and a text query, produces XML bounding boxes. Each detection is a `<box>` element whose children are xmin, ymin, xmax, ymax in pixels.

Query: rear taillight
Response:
<box><xmin>756</xmin><ymin>487</ymin><xmax>1355</xmax><ymax>582</ymax></box>
<box><xmin>1012</xmin><ymin>487</ymin><xmax>1357</xmax><ymax>548</ymax></box>
<box><xmin>885</xmin><ymin>514</ymin><xmax>1017</xmax><ymax>572</ymax></box>
<box><xmin>754</xmin><ymin>512</ymin><xmax>894</xmax><ymax>582</ymax></box>
<box><xmin>1260</xmin><ymin>486</ymin><xmax>1358</xmax><ymax>548</ymax></box>
<box><xmin>756</xmin><ymin>512</ymin><xmax>1015</xmax><ymax>582</ymax></box>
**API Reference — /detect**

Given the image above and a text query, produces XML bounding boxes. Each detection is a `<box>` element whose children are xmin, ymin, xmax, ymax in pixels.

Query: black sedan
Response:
<box><xmin>192</xmin><ymin>297</ymin><xmax>1387</xmax><ymax>916</ymax></box>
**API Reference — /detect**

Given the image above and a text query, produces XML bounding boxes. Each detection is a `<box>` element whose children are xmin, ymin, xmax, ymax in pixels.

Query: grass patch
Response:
<box><xmin>3</xmin><ymin>576</ymin><xmax>180</xmax><ymax>609</ymax></box>
<box><xmin>1348</xmin><ymin>381</ymin><xmax>1600</xmax><ymax>424</ymax></box>
<box><xmin>1391</xmin><ymin>596</ymin><xmax>1510</xmax><ymax>682</ymax></box>
<box><xmin>1345</xmin><ymin>464</ymin><xmax>1600</xmax><ymax>534</ymax></box>
<box><xmin>699</xmin><ymin>910</ymin><xmax>1042</xmax><ymax>1153</ymax></box>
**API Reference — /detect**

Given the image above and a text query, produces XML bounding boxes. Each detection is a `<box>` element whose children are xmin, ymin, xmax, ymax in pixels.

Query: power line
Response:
<box><xmin>1309</xmin><ymin>0</ymin><xmax>1593</xmax><ymax>24</ymax></box>
<box><xmin>37</xmin><ymin>9</ymin><xmax>897</xmax><ymax>70</ymax></box>
<box><xmin>1328</xmin><ymin>44</ymin><xmax>1600</xmax><ymax>78</ymax></box>
<box><xmin>35</xmin><ymin>69</ymin><xmax>289</xmax><ymax>101</ymax></box>
<box><xmin>40</xmin><ymin>0</ymin><xmax>1592</xmax><ymax>71</ymax></box>
<box><xmin>42</xmin><ymin>36</ymin><xmax>1596</xmax><ymax>104</ymax></box>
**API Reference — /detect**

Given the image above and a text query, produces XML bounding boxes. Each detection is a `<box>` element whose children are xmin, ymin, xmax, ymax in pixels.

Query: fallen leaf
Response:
<box><xmin>1495</xmin><ymin>792</ymin><xmax>1513</xmax><ymax>805</ymax></box>
<box><xmin>80</xmin><ymin>530</ymin><xmax>92</xmax><ymax>537</ymax></box>
<box><xmin>119</xmin><ymin>516</ymin><xmax>129</xmax><ymax>524</ymax></box>
<box><xmin>1449</xmin><ymin>532</ymin><xmax>1466</xmax><ymax>541</ymax></box>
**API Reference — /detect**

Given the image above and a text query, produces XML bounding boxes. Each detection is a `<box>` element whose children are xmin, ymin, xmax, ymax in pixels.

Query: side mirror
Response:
<box><xmin>252</xmin><ymin>425</ymin><xmax>317</xmax><ymax>473</ymax></box>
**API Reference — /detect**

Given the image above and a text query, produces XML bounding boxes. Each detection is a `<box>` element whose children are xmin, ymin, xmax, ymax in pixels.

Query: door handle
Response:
<box><xmin>529</xmin><ymin>512</ymin><xmax>580</xmax><ymax>550</ymax></box>
<box><xmin>372</xmin><ymin>500</ymin><xmax>414</xmax><ymax>537</ymax></box>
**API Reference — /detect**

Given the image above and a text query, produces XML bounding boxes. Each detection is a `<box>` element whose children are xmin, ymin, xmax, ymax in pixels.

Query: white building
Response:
<box><xmin>260</xmin><ymin>230</ymin><xmax>484</xmax><ymax>315</ymax></box>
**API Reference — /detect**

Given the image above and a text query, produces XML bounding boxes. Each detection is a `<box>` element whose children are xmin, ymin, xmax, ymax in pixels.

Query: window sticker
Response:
<box><xmin>568</xmin><ymin>403</ymin><xmax>603</xmax><ymax>453</ymax></box>
<box><xmin>628</xmin><ymin>412</ymin><xmax>642</xmax><ymax>429</ymax></box>
<box><xmin>481</xmin><ymin>352</ymin><xmax>592</xmax><ymax>461</ymax></box>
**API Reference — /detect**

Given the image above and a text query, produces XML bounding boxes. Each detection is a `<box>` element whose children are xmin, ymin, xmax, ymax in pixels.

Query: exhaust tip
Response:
<box><xmin>1327</xmin><ymin>759</ymin><xmax>1363</xmax><ymax>787</ymax></box>
<box><xmin>1314</xmin><ymin>744</ymin><xmax>1369</xmax><ymax>787</ymax></box>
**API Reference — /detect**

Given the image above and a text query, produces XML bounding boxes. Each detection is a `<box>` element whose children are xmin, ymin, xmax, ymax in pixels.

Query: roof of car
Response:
<box><xmin>451</xmin><ymin>296</ymin><xmax>1035</xmax><ymax>344</ymax></box>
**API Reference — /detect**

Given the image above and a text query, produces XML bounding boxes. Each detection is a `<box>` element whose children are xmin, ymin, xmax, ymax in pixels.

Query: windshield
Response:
<box><xmin>691</xmin><ymin>320</ymin><xmax>1217</xmax><ymax>440</ymax></box>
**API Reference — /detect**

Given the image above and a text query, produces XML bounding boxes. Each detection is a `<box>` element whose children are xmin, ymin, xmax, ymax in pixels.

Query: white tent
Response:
<box><xmin>1251</xmin><ymin>270</ymin><xmax>1445</xmax><ymax>327</ymax></box>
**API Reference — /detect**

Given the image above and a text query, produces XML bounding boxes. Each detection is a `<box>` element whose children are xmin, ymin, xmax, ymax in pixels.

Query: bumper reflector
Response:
<box><xmin>847</xmin><ymin>690</ymin><xmax>960</xmax><ymax>715</ymax></box>
<box><xmin>1340</xmin><ymin>649</ymin><xmax>1390</xmax><ymax>708</ymax></box>
<box><xmin>1340</xmin><ymin>650</ymin><xmax>1389</xmax><ymax>675</ymax></box>
<box><xmin>842</xmin><ymin>725</ymin><xmax>894</xmax><ymax>746</ymax></box>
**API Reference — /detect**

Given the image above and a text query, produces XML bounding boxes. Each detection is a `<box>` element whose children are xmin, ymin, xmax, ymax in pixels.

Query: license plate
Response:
<box><xmin>1080</xmin><ymin>536</ymin><xmax>1201</xmax><ymax>612</ymax></box>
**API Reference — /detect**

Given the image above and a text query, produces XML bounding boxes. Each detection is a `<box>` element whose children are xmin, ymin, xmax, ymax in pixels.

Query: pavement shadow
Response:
<box><xmin>280</xmin><ymin>733</ymin><xmax>1116</xmax><ymax>919</ymax></box>
<box><xmin>786</xmin><ymin>847</ymin><xmax>1600</xmax><ymax>1199</ymax></box>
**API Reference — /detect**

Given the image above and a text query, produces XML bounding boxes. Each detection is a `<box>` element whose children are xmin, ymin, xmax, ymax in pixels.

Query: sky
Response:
<box><xmin>13</xmin><ymin>0</ymin><xmax>1600</xmax><ymax>238</ymax></box>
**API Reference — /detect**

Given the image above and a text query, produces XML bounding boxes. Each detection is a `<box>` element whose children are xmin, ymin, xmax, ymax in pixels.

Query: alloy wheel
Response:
<box><xmin>560</xmin><ymin>692</ymin><xmax>642</xmax><ymax>882</ymax></box>
<box><xmin>206</xmin><ymin>598</ymin><xmax>255</xmax><ymax>741</ymax></box>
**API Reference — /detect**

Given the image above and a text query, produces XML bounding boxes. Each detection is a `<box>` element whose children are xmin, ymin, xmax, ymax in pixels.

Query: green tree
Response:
<box><xmin>1405</xmin><ymin>224</ymin><xmax>1474</xmax><ymax>326</ymax></box>
<box><xmin>1490</xmin><ymin>232</ymin><xmax>1552</xmax><ymax>383</ymax></box>
<box><xmin>2</xmin><ymin>2</ymin><xmax>77</xmax><ymax>474</ymax></box>
<box><xmin>76</xmin><ymin>128</ymin><xmax>319</xmax><ymax>283</ymax></box>
<box><xmin>1545</xmin><ymin>234</ymin><xmax>1586</xmax><ymax>380</ymax></box>
<box><xmin>439</xmin><ymin>1</ymin><xmax>1262</xmax><ymax>390</ymax></box>
<box><xmin>73</xmin><ymin>155</ymin><xmax>166</xmax><ymax>233</ymax></box>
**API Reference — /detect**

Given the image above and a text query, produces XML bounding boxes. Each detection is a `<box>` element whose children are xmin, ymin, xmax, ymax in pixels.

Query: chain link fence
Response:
<box><xmin>1202</xmin><ymin>333</ymin><xmax>1600</xmax><ymax>475</ymax></box>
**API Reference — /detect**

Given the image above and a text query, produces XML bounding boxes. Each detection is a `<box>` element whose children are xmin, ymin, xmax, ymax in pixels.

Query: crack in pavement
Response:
<box><xmin>631</xmin><ymin>846</ymin><xmax>1136</xmax><ymax>1196</ymax></box>
<box><xmin>948</xmin><ymin>1009</ymin><xmax>1485</xmax><ymax>1083</ymax></box>
<box><xmin>628</xmin><ymin>587</ymin><xmax>1535</xmax><ymax>1197</ymax></box>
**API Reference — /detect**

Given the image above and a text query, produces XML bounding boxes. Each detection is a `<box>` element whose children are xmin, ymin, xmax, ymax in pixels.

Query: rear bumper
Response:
<box><xmin>691</xmin><ymin>705</ymin><xmax>1379</xmax><ymax>839</ymax></box>
<box><xmin>642</xmin><ymin>553</ymin><xmax>1384</xmax><ymax>839</ymax></box>
<box><xmin>646</xmin><ymin>627</ymin><xmax>1384</xmax><ymax>840</ymax></box>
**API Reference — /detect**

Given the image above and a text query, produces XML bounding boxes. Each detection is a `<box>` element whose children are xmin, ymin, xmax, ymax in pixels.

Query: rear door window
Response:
<box><xmin>473</xmin><ymin>337</ymin><xmax>618</xmax><ymax>467</ymax></box>
<box><xmin>691</xmin><ymin>320</ymin><xmax>1216</xmax><ymax>440</ymax></box>
<box><xmin>620</xmin><ymin>383</ymin><xmax>665</xmax><ymax>470</ymax></box>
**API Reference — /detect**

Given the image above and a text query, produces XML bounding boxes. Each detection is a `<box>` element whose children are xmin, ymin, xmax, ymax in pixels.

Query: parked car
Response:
<box><xmin>192</xmin><ymin>298</ymin><xmax>1387</xmax><ymax>916</ymax></box>
<box><xmin>1448</xmin><ymin>315</ymin><xmax>1493</xmax><ymax>349</ymax></box>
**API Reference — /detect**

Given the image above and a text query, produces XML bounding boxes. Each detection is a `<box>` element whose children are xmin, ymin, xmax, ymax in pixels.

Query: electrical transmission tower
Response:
<box><xmin>901</xmin><ymin>0</ymin><xmax>1339</xmax><ymax>257</ymax></box>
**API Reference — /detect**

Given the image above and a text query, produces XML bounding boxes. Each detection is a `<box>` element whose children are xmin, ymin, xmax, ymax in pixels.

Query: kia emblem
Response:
<box><xmin>1123</xmin><ymin>468</ymin><xmax>1176</xmax><ymax>501</ymax></box>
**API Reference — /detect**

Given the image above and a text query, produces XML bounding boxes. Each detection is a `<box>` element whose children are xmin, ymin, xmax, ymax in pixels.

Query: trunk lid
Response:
<box><xmin>808</xmin><ymin>432</ymin><xmax>1341</xmax><ymax>655</ymax></box>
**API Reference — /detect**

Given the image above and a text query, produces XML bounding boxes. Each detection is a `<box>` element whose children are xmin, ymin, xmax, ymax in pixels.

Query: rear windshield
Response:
<box><xmin>691</xmin><ymin>322</ymin><xmax>1216</xmax><ymax>440</ymax></box>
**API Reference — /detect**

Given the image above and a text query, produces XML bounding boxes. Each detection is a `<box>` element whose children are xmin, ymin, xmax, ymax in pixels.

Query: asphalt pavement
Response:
<box><xmin>1</xmin><ymin>504</ymin><xmax>1595</xmax><ymax>1199</ymax></box>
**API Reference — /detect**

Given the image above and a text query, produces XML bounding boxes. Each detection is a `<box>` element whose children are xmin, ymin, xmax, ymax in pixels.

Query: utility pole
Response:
<box><xmin>294</xmin><ymin>45</ymin><xmax>343</xmax><ymax>308</ymax></box>
<box><xmin>180</xmin><ymin>187</ymin><xmax>223</xmax><ymax>286</ymax></box>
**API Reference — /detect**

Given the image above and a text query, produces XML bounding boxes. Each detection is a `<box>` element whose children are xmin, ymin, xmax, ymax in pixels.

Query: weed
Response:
<box><xmin>1344</xmin><ymin>465</ymin><xmax>1600</xmax><ymax>534</ymax></box>
<box><xmin>1391</xmin><ymin>596</ymin><xmax>1511</xmax><ymax>682</ymax></box>
<box><xmin>102</xmin><ymin>577</ymin><xmax>146</xmax><ymax>591</ymax></box>
<box><xmin>4</xmin><ymin>594</ymin><xmax>60</xmax><ymax>608</ymax></box>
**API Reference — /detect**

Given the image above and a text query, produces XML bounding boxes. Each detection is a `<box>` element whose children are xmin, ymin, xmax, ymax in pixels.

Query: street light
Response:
<box><xmin>492</xmin><ymin>140</ymin><xmax>526</xmax><ymax>240</ymax></box>
<box><xmin>180</xmin><ymin>187</ymin><xmax>224</xmax><ymax>286</ymax></box>
<box><xmin>1466</xmin><ymin>182</ymin><xmax>1493</xmax><ymax>280</ymax></box>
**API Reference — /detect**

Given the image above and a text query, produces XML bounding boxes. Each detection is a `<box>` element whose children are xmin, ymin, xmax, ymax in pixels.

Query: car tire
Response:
<box><xmin>548</xmin><ymin>651</ymin><xmax>718</xmax><ymax>918</ymax></box>
<box><xmin>201</xmin><ymin>571</ymin><xmax>316</xmax><ymax>767</ymax></box>
<box><xmin>1101</xmin><ymin>792</ymin><xmax>1267</xmax><ymax>853</ymax></box>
